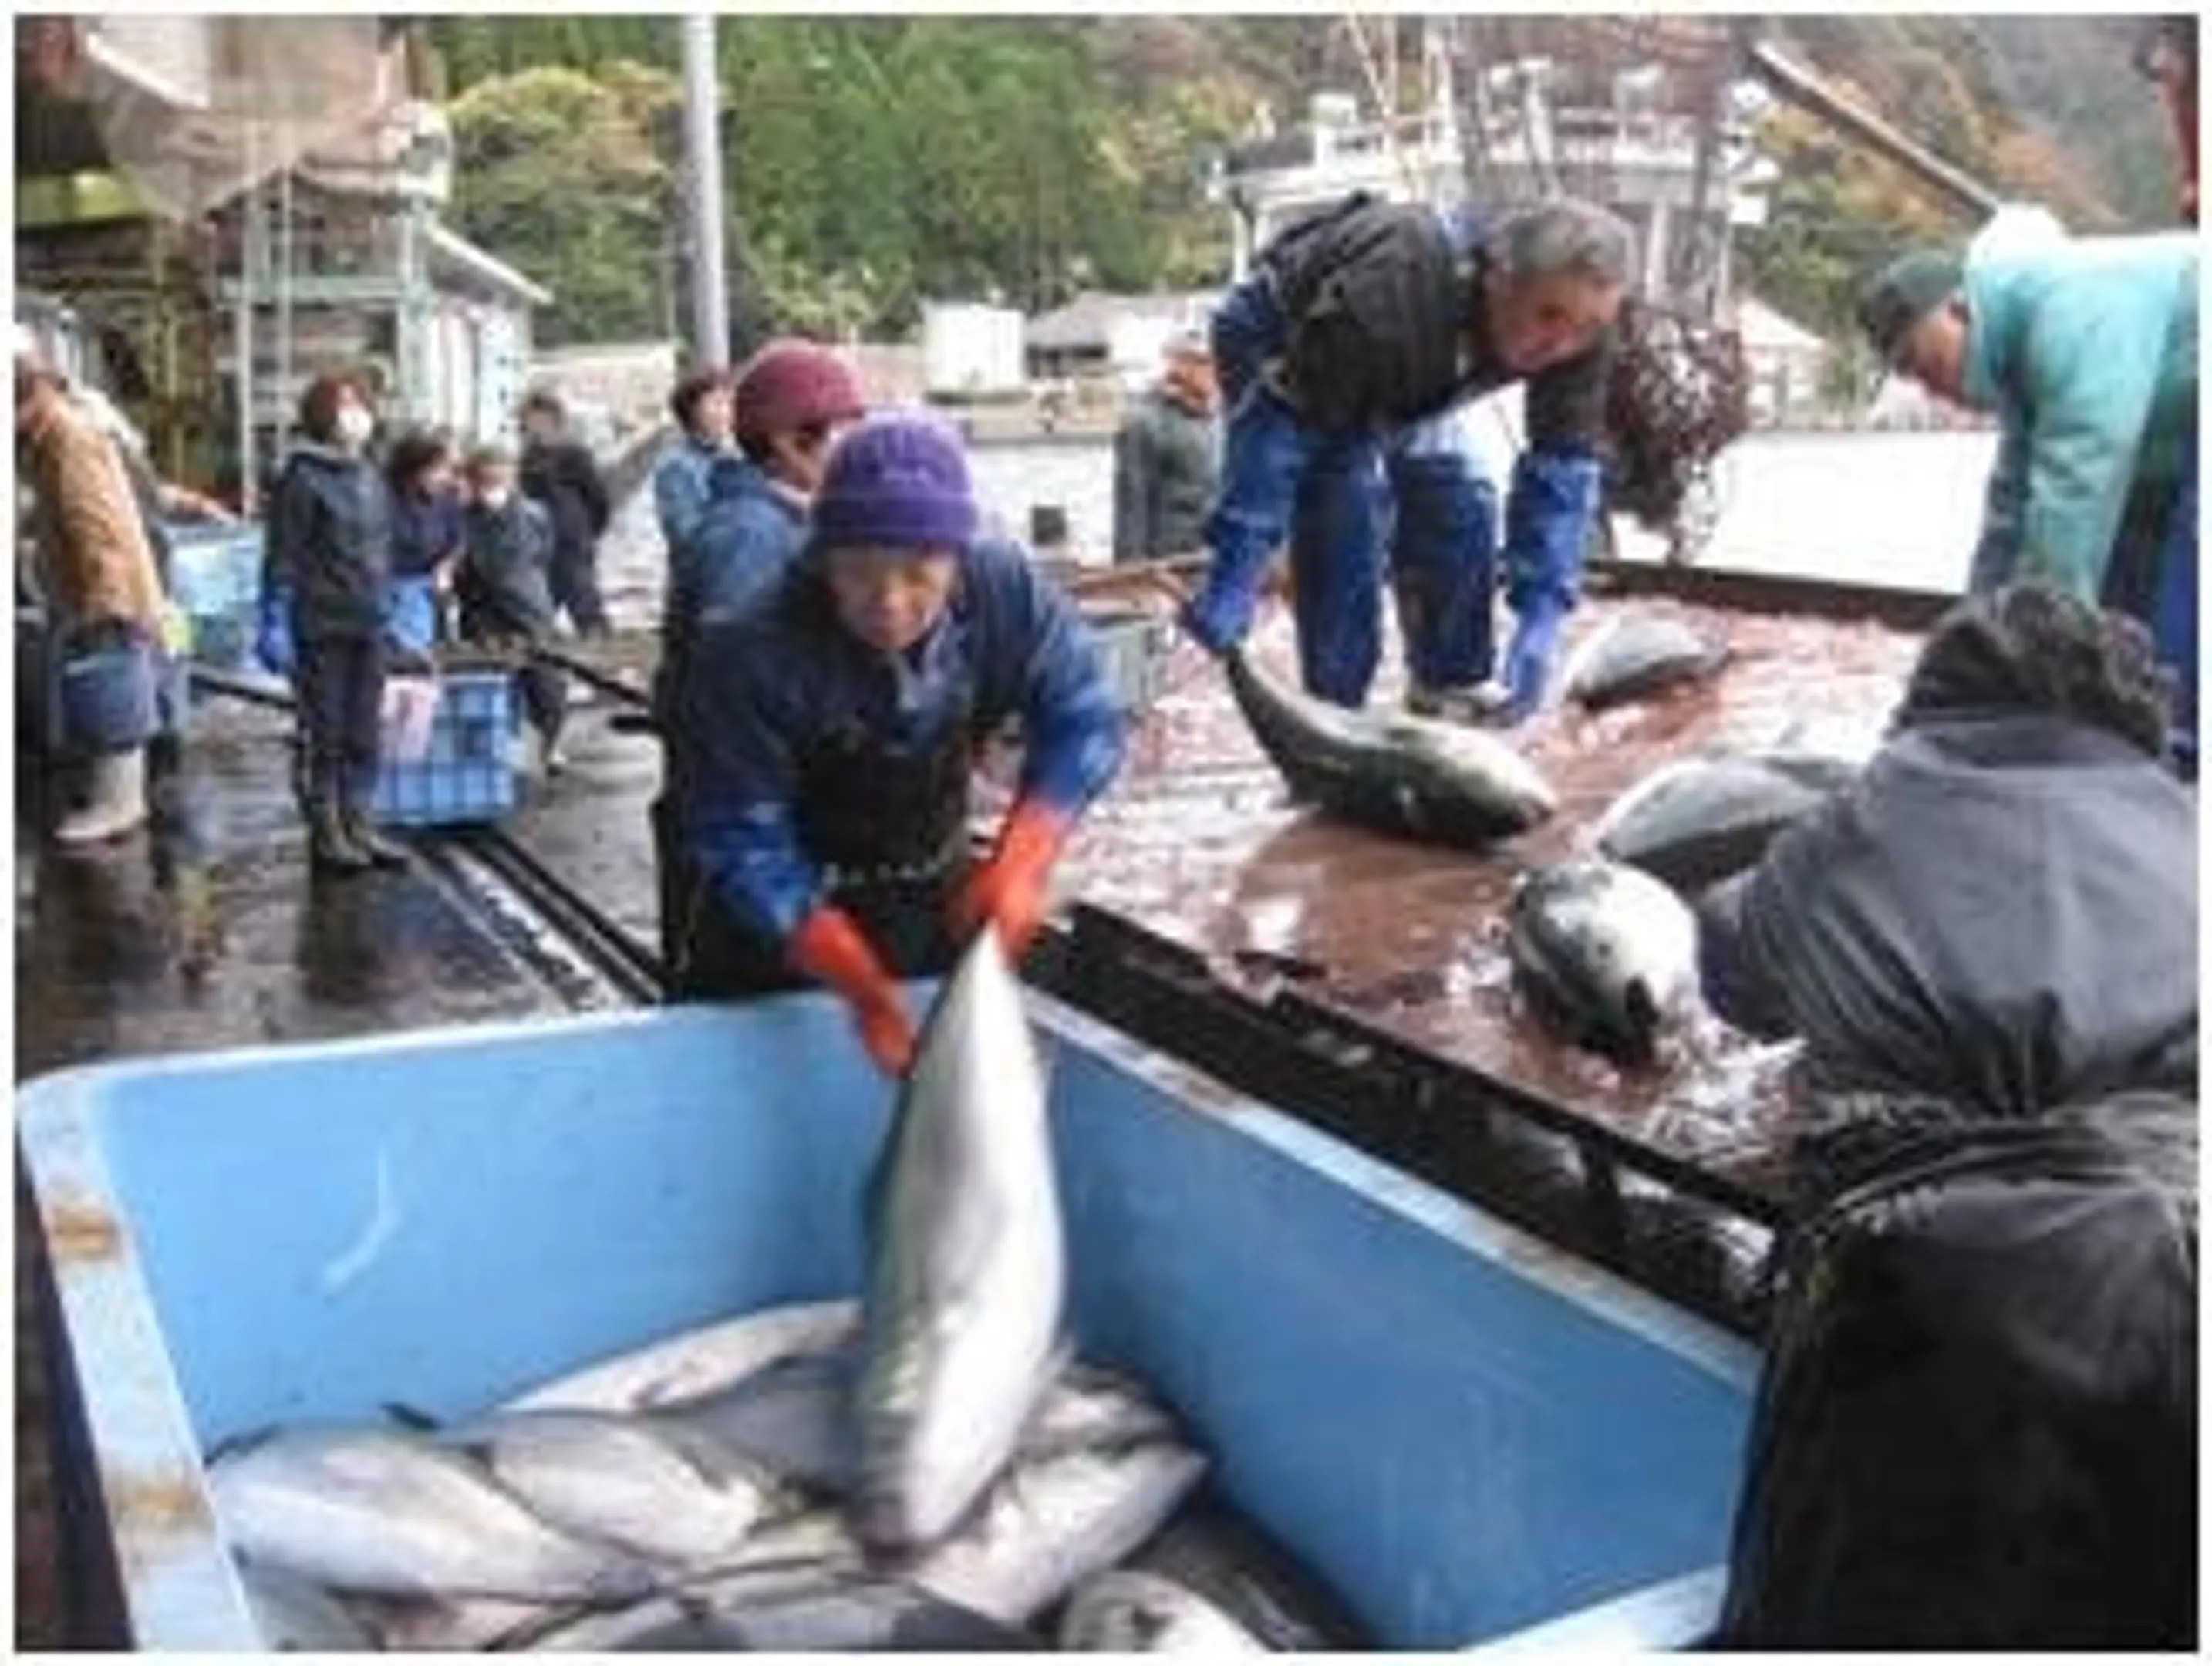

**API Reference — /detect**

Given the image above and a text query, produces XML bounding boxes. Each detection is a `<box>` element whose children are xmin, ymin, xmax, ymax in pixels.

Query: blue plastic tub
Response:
<box><xmin>371</xmin><ymin>670</ymin><xmax>518</xmax><ymax>828</ymax></box>
<box><xmin>18</xmin><ymin>990</ymin><xmax>1755</xmax><ymax>1651</ymax></box>
<box><xmin>165</xmin><ymin>525</ymin><xmax>263</xmax><ymax>619</ymax></box>
<box><xmin>167</xmin><ymin>524</ymin><xmax>268</xmax><ymax>676</ymax></box>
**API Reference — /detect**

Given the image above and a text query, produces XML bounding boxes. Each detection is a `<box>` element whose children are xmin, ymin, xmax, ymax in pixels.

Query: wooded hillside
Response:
<box><xmin>423</xmin><ymin>15</ymin><xmax>2180</xmax><ymax>351</ymax></box>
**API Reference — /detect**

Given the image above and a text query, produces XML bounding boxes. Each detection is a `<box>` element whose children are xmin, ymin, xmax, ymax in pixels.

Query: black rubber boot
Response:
<box><xmin>341</xmin><ymin>807</ymin><xmax>409</xmax><ymax>871</ymax></box>
<box><xmin>309</xmin><ymin>804</ymin><xmax>373</xmax><ymax>875</ymax></box>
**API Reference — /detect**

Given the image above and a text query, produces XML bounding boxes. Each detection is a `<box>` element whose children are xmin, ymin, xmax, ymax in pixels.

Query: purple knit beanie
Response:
<box><xmin>811</xmin><ymin>412</ymin><xmax>978</xmax><ymax>553</ymax></box>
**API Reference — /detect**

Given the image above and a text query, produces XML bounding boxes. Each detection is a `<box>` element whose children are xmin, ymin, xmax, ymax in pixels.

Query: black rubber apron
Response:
<box><xmin>670</xmin><ymin>676</ymin><xmax>978</xmax><ymax>1001</ymax></box>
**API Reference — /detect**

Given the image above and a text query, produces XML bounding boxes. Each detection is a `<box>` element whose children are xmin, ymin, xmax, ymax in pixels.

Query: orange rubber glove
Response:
<box><xmin>949</xmin><ymin>798</ymin><xmax>1072</xmax><ymax>963</ymax></box>
<box><xmin>788</xmin><ymin>906</ymin><xmax>915</xmax><ymax>1079</ymax></box>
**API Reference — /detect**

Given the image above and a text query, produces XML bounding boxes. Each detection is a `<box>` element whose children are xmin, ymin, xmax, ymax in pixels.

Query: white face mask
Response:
<box><xmin>479</xmin><ymin>488</ymin><xmax>511</xmax><ymax>512</ymax></box>
<box><xmin>334</xmin><ymin>403</ymin><xmax>375</xmax><ymax>450</ymax></box>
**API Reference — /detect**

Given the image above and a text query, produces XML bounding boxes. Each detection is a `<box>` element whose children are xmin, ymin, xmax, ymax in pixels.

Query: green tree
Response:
<box><xmin>445</xmin><ymin>64</ymin><xmax>678</xmax><ymax>348</ymax></box>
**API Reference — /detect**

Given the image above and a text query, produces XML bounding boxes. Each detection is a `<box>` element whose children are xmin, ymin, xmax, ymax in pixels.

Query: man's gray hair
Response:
<box><xmin>1488</xmin><ymin>197</ymin><xmax>1635</xmax><ymax>290</ymax></box>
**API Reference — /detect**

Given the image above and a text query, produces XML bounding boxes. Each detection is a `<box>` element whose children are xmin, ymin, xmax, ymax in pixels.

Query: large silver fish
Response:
<box><xmin>207</xmin><ymin>1424</ymin><xmax>658</xmax><ymax>1605</ymax></box>
<box><xmin>1563</xmin><ymin>614</ymin><xmax>1730</xmax><ymax>711</ymax></box>
<box><xmin>486</xmin><ymin>1514</ymin><xmax>862</xmax><ymax>1651</ymax></box>
<box><xmin>502</xmin><ymin>1299</ymin><xmax>860</xmax><ymax>1415</ymax></box>
<box><xmin>1592</xmin><ymin>752</ymin><xmax>1854</xmax><ymax>892</ymax></box>
<box><xmin>1225</xmin><ymin>646</ymin><xmax>1556</xmax><ymax>849</ymax></box>
<box><xmin>905</xmin><ymin>1438</ymin><xmax>1209</xmax><ymax>1625</ymax></box>
<box><xmin>433</xmin><ymin>1406</ymin><xmax>780</xmax><ymax>1568</ymax></box>
<box><xmin>656</xmin><ymin>1347</ymin><xmax>1177</xmax><ymax>1500</ymax></box>
<box><xmin>855</xmin><ymin>928</ymin><xmax>1067</xmax><ymax>1553</ymax></box>
<box><xmin>1117</xmin><ymin>1491</ymin><xmax>1374</xmax><ymax>1650</ymax></box>
<box><xmin>1059</xmin><ymin>1568</ymin><xmax>1271</xmax><ymax>1651</ymax></box>
<box><xmin>1507</xmin><ymin>858</ymin><xmax>1702</xmax><ymax>1065</ymax></box>
<box><xmin>234</xmin><ymin>1560</ymin><xmax>383</xmax><ymax>1652</ymax></box>
<box><xmin>527</xmin><ymin>1437</ymin><xmax>1208</xmax><ymax>1647</ymax></box>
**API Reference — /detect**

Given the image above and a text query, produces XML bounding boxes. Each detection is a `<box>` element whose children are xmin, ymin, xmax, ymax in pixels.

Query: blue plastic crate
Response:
<box><xmin>184</xmin><ymin>608</ymin><xmax>256</xmax><ymax>673</ymax></box>
<box><xmin>371</xmin><ymin>670</ymin><xmax>518</xmax><ymax>828</ymax></box>
<box><xmin>167</xmin><ymin>527</ymin><xmax>264</xmax><ymax>621</ymax></box>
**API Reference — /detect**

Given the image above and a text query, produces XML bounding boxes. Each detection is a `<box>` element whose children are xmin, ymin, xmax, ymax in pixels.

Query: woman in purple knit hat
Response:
<box><xmin>675</xmin><ymin>411</ymin><xmax>1127</xmax><ymax>1076</ymax></box>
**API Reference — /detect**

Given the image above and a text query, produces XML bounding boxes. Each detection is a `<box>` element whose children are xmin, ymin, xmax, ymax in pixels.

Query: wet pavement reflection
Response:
<box><xmin>15</xmin><ymin>700</ymin><xmax>557</xmax><ymax>1083</ymax></box>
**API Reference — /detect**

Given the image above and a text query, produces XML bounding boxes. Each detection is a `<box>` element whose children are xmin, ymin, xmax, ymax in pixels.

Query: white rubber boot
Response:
<box><xmin>53</xmin><ymin>747</ymin><xmax>149</xmax><ymax>848</ymax></box>
<box><xmin>1405</xmin><ymin>683</ymin><xmax>1514</xmax><ymax>727</ymax></box>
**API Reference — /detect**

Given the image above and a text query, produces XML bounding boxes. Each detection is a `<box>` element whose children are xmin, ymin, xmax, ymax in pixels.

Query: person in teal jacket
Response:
<box><xmin>1859</xmin><ymin>230</ymin><xmax>2198</xmax><ymax>772</ymax></box>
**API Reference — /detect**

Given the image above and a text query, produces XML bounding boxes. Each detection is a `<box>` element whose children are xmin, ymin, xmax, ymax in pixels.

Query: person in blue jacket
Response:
<box><xmin>382</xmin><ymin>426</ymin><xmax>463</xmax><ymax>667</ymax></box>
<box><xmin>1180</xmin><ymin>192</ymin><xmax>1632</xmax><ymax>722</ymax></box>
<box><xmin>1859</xmin><ymin>229</ymin><xmax>2198</xmax><ymax>775</ymax></box>
<box><xmin>658</xmin><ymin>339</ymin><xmax>868</xmax><ymax>723</ymax></box>
<box><xmin>652</xmin><ymin>365</ymin><xmax>735</xmax><ymax>573</ymax></box>
<box><xmin>677</xmin><ymin>412</ymin><xmax>1126</xmax><ymax>1074</ymax></box>
<box><xmin>256</xmin><ymin>369</ymin><xmax>408</xmax><ymax>875</ymax></box>
<box><xmin>653</xmin><ymin>339</ymin><xmax>865</xmax><ymax>976</ymax></box>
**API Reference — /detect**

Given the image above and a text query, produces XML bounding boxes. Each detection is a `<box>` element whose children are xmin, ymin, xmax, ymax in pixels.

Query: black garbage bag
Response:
<box><xmin>1715</xmin><ymin>1105</ymin><xmax>2197</xmax><ymax>1650</ymax></box>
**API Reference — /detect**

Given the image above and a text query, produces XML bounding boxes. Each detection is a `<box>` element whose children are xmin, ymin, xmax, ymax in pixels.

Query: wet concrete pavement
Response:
<box><xmin>15</xmin><ymin>700</ymin><xmax>571</xmax><ymax>1083</ymax></box>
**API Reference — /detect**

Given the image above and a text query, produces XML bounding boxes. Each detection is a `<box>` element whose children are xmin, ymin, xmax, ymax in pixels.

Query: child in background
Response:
<box><xmin>457</xmin><ymin>443</ymin><xmax>570</xmax><ymax>776</ymax></box>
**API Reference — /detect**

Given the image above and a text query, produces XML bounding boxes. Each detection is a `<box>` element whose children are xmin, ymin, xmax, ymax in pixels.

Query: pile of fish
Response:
<box><xmin>211</xmin><ymin>934</ymin><xmax>1369</xmax><ymax>1653</ymax></box>
<box><xmin>1223</xmin><ymin>646</ymin><xmax>1557</xmax><ymax>850</ymax></box>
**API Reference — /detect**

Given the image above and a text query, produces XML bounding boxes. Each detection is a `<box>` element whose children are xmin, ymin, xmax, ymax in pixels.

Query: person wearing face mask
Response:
<box><xmin>653</xmin><ymin>339</ymin><xmax>867</xmax><ymax>975</ymax></box>
<box><xmin>256</xmin><ymin>369</ymin><xmax>408</xmax><ymax>875</ymax></box>
<box><xmin>1179</xmin><ymin>193</ymin><xmax>1632</xmax><ymax>724</ymax></box>
<box><xmin>676</xmin><ymin>413</ymin><xmax>1126</xmax><ymax>1073</ymax></box>
<box><xmin>1857</xmin><ymin>228</ymin><xmax>2198</xmax><ymax>776</ymax></box>
<box><xmin>455</xmin><ymin>443</ymin><xmax>568</xmax><ymax>775</ymax></box>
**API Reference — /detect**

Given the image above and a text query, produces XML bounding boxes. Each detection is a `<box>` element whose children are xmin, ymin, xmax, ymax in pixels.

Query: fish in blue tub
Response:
<box><xmin>208</xmin><ymin>1423</ymin><xmax>660</xmax><ymax>1607</ymax></box>
<box><xmin>1058</xmin><ymin>1568</ymin><xmax>1270</xmax><ymax>1651</ymax></box>
<box><xmin>853</xmin><ymin>928</ymin><xmax>1070</xmax><ymax>1553</ymax></box>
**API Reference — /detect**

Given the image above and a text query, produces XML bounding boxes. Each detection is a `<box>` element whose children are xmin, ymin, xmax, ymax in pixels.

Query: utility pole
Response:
<box><xmin>680</xmin><ymin>12</ymin><xmax>730</xmax><ymax>366</ymax></box>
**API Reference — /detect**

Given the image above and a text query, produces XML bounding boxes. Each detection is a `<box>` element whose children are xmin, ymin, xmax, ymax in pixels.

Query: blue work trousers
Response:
<box><xmin>1207</xmin><ymin>278</ymin><xmax>1498</xmax><ymax>709</ymax></box>
<box><xmin>2153</xmin><ymin>438</ymin><xmax>2197</xmax><ymax>780</ymax></box>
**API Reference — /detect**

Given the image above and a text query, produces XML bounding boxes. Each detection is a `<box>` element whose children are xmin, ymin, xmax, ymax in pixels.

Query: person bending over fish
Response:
<box><xmin>1858</xmin><ymin>221</ymin><xmax>2197</xmax><ymax>775</ymax></box>
<box><xmin>1179</xmin><ymin>191</ymin><xmax>1631</xmax><ymax>724</ymax></box>
<box><xmin>676</xmin><ymin>412</ymin><xmax>1127</xmax><ymax>1074</ymax></box>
